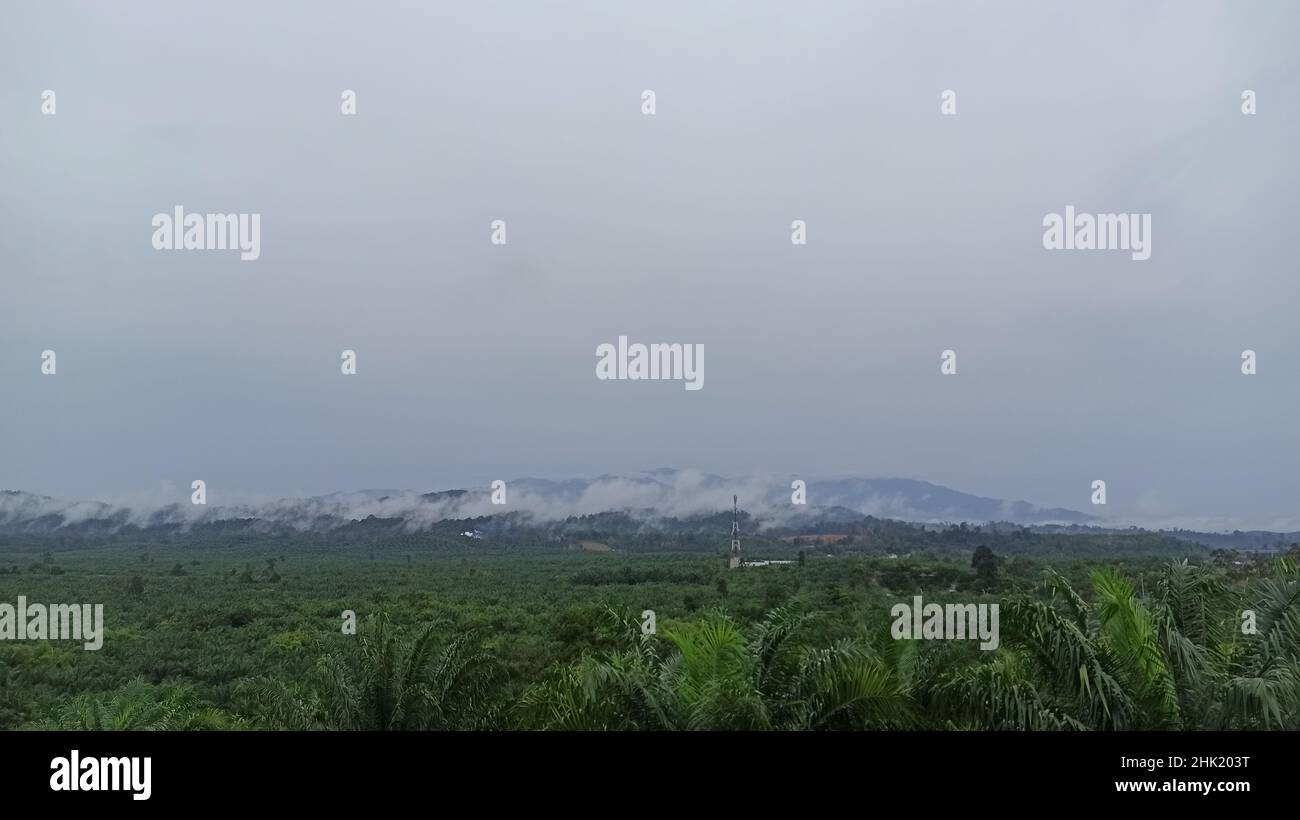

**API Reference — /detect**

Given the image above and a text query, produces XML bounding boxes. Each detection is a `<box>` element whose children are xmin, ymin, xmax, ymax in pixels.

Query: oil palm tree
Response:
<box><xmin>929</xmin><ymin>560</ymin><xmax>1300</xmax><ymax>730</ymax></box>
<box><xmin>517</xmin><ymin>605</ymin><xmax>915</xmax><ymax>730</ymax></box>
<box><xmin>30</xmin><ymin>678</ymin><xmax>241</xmax><ymax>730</ymax></box>
<box><xmin>515</xmin><ymin>607</ymin><xmax>678</xmax><ymax>730</ymax></box>
<box><xmin>237</xmin><ymin>614</ymin><xmax>500</xmax><ymax>730</ymax></box>
<box><xmin>1212</xmin><ymin>557</ymin><xmax>1300</xmax><ymax>728</ymax></box>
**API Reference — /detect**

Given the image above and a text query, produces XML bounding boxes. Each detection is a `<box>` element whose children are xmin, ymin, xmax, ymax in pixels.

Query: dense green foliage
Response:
<box><xmin>1</xmin><ymin>535</ymin><xmax>1296</xmax><ymax>730</ymax></box>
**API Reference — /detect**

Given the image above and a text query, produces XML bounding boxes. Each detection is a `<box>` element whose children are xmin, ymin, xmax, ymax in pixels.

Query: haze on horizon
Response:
<box><xmin>2</xmin><ymin>1</ymin><xmax>1298</xmax><ymax>532</ymax></box>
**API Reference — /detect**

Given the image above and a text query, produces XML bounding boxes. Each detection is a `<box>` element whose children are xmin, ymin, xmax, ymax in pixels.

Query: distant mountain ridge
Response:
<box><xmin>0</xmin><ymin>470</ymin><xmax>1093</xmax><ymax>538</ymax></box>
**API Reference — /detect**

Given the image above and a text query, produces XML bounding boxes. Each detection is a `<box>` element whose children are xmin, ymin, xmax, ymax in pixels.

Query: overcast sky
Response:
<box><xmin>2</xmin><ymin>1</ymin><xmax>1298</xmax><ymax>530</ymax></box>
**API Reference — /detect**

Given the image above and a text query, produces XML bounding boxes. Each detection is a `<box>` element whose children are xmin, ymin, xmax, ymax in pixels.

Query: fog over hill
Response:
<box><xmin>6</xmin><ymin>470</ymin><xmax>1299</xmax><ymax>553</ymax></box>
<box><xmin>0</xmin><ymin>469</ymin><xmax>1097</xmax><ymax>537</ymax></box>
